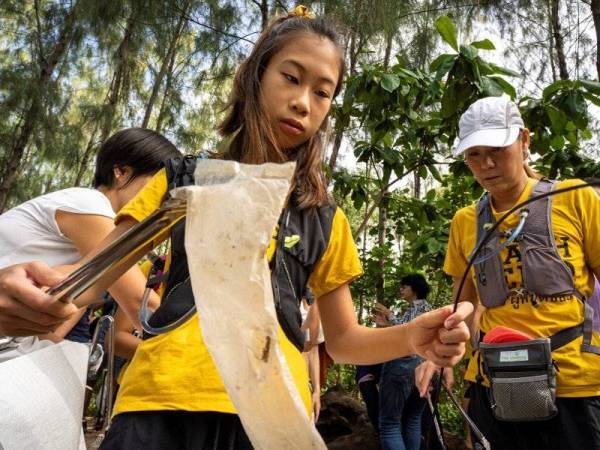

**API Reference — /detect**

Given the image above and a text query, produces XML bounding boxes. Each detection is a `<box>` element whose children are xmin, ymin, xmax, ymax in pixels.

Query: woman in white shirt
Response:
<box><xmin>0</xmin><ymin>128</ymin><xmax>179</xmax><ymax>343</ymax></box>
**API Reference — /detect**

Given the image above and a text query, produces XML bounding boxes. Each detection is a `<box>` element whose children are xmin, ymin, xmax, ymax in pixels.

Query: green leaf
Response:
<box><xmin>470</xmin><ymin>39</ymin><xmax>495</xmax><ymax>50</ymax></box>
<box><xmin>583</xmin><ymin>92</ymin><xmax>600</xmax><ymax>107</ymax></box>
<box><xmin>459</xmin><ymin>45</ymin><xmax>478</xmax><ymax>60</ymax></box>
<box><xmin>427</xmin><ymin>239</ymin><xmax>441</xmax><ymax>254</ymax></box>
<box><xmin>381</xmin><ymin>73</ymin><xmax>400</xmax><ymax>92</ymax></box>
<box><xmin>428</xmin><ymin>164</ymin><xmax>443</xmax><ymax>182</ymax></box>
<box><xmin>546</xmin><ymin>106</ymin><xmax>567</xmax><ymax>133</ymax></box>
<box><xmin>432</xmin><ymin>54</ymin><xmax>457</xmax><ymax>80</ymax></box>
<box><xmin>542</xmin><ymin>80</ymin><xmax>571</xmax><ymax>100</ymax></box>
<box><xmin>488</xmin><ymin>63</ymin><xmax>521</xmax><ymax>78</ymax></box>
<box><xmin>440</xmin><ymin>88</ymin><xmax>457</xmax><ymax>118</ymax></box>
<box><xmin>565</xmin><ymin>121</ymin><xmax>577</xmax><ymax>131</ymax></box>
<box><xmin>579</xmin><ymin>79</ymin><xmax>600</xmax><ymax>95</ymax></box>
<box><xmin>550</xmin><ymin>135</ymin><xmax>565</xmax><ymax>150</ymax></box>
<box><xmin>480</xmin><ymin>77</ymin><xmax>504</xmax><ymax>96</ymax></box>
<box><xmin>435</xmin><ymin>16</ymin><xmax>459</xmax><ymax>51</ymax></box>
<box><xmin>398</xmin><ymin>67</ymin><xmax>419</xmax><ymax>79</ymax></box>
<box><xmin>430</xmin><ymin>53</ymin><xmax>454</xmax><ymax>72</ymax></box>
<box><xmin>393</xmin><ymin>163</ymin><xmax>405</xmax><ymax>179</ymax></box>
<box><xmin>488</xmin><ymin>76</ymin><xmax>516</xmax><ymax>99</ymax></box>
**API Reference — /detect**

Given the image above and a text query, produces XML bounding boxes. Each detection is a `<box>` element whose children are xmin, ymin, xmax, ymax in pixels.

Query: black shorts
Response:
<box><xmin>100</xmin><ymin>411</ymin><xmax>253</xmax><ymax>450</ymax></box>
<box><xmin>468</xmin><ymin>383</ymin><xmax>600</xmax><ymax>450</ymax></box>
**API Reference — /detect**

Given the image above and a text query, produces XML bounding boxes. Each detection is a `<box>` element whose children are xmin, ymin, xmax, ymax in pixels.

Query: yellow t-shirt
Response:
<box><xmin>113</xmin><ymin>168</ymin><xmax>363</xmax><ymax>415</ymax></box>
<box><xmin>444</xmin><ymin>178</ymin><xmax>600</xmax><ymax>397</ymax></box>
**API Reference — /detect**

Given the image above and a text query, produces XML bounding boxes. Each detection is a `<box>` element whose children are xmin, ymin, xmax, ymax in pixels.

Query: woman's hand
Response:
<box><xmin>372</xmin><ymin>302</ymin><xmax>392</xmax><ymax>327</ymax></box>
<box><xmin>0</xmin><ymin>262</ymin><xmax>77</xmax><ymax>336</ymax></box>
<box><xmin>406</xmin><ymin>302</ymin><xmax>473</xmax><ymax>367</ymax></box>
<box><xmin>415</xmin><ymin>360</ymin><xmax>455</xmax><ymax>397</ymax></box>
<box><xmin>373</xmin><ymin>302</ymin><xmax>392</xmax><ymax>317</ymax></box>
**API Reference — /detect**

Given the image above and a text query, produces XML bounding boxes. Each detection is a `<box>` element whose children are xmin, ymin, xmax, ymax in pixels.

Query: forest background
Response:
<box><xmin>2</xmin><ymin>0</ymin><xmax>600</xmax><ymax>434</ymax></box>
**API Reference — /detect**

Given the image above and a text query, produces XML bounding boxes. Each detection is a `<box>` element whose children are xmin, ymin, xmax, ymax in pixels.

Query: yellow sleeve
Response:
<box><xmin>115</xmin><ymin>168</ymin><xmax>168</xmax><ymax>224</ymax></box>
<box><xmin>308</xmin><ymin>208</ymin><xmax>363</xmax><ymax>298</ymax></box>
<box><xmin>443</xmin><ymin>209</ymin><xmax>469</xmax><ymax>278</ymax></box>
<box><xmin>577</xmin><ymin>181</ymin><xmax>600</xmax><ymax>272</ymax></box>
<box><xmin>138</xmin><ymin>259</ymin><xmax>153</xmax><ymax>278</ymax></box>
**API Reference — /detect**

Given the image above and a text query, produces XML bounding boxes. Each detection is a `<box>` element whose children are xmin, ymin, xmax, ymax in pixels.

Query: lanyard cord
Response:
<box><xmin>471</xmin><ymin>209</ymin><xmax>529</xmax><ymax>265</ymax></box>
<box><xmin>432</xmin><ymin>179</ymin><xmax>600</xmax><ymax>447</ymax></box>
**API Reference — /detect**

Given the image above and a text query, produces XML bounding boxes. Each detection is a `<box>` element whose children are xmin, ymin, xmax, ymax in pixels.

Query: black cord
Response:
<box><xmin>432</xmin><ymin>179</ymin><xmax>600</xmax><ymax>446</ymax></box>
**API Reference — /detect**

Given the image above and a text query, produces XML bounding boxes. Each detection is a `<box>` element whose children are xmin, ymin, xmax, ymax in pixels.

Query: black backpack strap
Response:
<box><xmin>164</xmin><ymin>155</ymin><xmax>197</xmax><ymax>193</ymax></box>
<box><xmin>537</xmin><ymin>302</ymin><xmax>599</xmax><ymax>354</ymax></box>
<box><xmin>550</xmin><ymin>324</ymin><xmax>583</xmax><ymax>352</ymax></box>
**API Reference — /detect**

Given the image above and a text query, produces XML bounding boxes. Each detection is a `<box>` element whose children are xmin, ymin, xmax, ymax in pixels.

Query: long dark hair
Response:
<box><xmin>93</xmin><ymin>128</ymin><xmax>180</xmax><ymax>188</ymax></box>
<box><xmin>218</xmin><ymin>13</ymin><xmax>345</xmax><ymax>209</ymax></box>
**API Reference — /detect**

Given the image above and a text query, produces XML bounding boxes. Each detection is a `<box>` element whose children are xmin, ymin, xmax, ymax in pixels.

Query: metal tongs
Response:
<box><xmin>47</xmin><ymin>198</ymin><xmax>187</xmax><ymax>304</ymax></box>
<box><xmin>442</xmin><ymin>381</ymin><xmax>491</xmax><ymax>450</ymax></box>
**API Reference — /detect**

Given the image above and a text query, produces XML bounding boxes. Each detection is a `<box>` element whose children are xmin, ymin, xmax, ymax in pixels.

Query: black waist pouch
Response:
<box><xmin>480</xmin><ymin>338</ymin><xmax>557</xmax><ymax>422</ymax></box>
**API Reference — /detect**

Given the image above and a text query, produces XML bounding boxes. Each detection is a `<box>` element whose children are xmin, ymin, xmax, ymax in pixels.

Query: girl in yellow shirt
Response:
<box><xmin>97</xmin><ymin>7</ymin><xmax>472</xmax><ymax>450</ymax></box>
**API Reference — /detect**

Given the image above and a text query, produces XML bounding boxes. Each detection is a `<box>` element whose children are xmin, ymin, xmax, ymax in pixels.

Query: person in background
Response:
<box><xmin>355</xmin><ymin>363</ymin><xmax>382</xmax><ymax>433</ymax></box>
<box><xmin>373</xmin><ymin>274</ymin><xmax>438</xmax><ymax>450</ymax></box>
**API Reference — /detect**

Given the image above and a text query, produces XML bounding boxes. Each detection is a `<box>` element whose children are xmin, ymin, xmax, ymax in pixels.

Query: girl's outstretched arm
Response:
<box><xmin>317</xmin><ymin>283</ymin><xmax>473</xmax><ymax>367</ymax></box>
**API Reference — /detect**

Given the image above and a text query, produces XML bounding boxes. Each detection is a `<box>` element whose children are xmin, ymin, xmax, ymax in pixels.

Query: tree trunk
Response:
<box><xmin>73</xmin><ymin>125</ymin><xmax>100</xmax><ymax>186</ymax></box>
<box><xmin>0</xmin><ymin>1</ymin><xmax>80</xmax><ymax>211</ymax></box>
<box><xmin>328</xmin><ymin>0</ymin><xmax>365</xmax><ymax>171</ymax></box>
<box><xmin>550</xmin><ymin>0</ymin><xmax>569</xmax><ymax>80</ymax></box>
<box><xmin>357</xmin><ymin>161</ymin><xmax>370</xmax><ymax>325</ymax></box>
<box><xmin>348</xmin><ymin>31</ymin><xmax>358</xmax><ymax>76</ymax></box>
<box><xmin>141</xmin><ymin>0</ymin><xmax>189</xmax><ymax>128</ymax></box>
<box><xmin>413</xmin><ymin>171</ymin><xmax>421</xmax><ymax>199</ymax></box>
<box><xmin>375</xmin><ymin>194</ymin><xmax>388</xmax><ymax>305</ymax></box>
<box><xmin>155</xmin><ymin>48</ymin><xmax>178</xmax><ymax>134</ymax></box>
<box><xmin>253</xmin><ymin>0</ymin><xmax>269</xmax><ymax>31</ymax></box>
<box><xmin>383</xmin><ymin>32</ymin><xmax>393</xmax><ymax>70</ymax></box>
<box><xmin>590</xmin><ymin>0</ymin><xmax>600</xmax><ymax>80</ymax></box>
<box><xmin>375</xmin><ymin>171</ymin><xmax>391</xmax><ymax>305</ymax></box>
<box><xmin>327</xmin><ymin>129</ymin><xmax>343</xmax><ymax>171</ymax></box>
<box><xmin>100</xmin><ymin>6</ymin><xmax>139</xmax><ymax>144</ymax></box>
<box><xmin>547</xmin><ymin>0</ymin><xmax>557</xmax><ymax>82</ymax></box>
<box><xmin>348</xmin><ymin>0</ymin><xmax>364</xmax><ymax>76</ymax></box>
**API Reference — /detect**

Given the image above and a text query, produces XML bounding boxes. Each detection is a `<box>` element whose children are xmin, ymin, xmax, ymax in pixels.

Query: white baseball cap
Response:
<box><xmin>453</xmin><ymin>96</ymin><xmax>524</xmax><ymax>156</ymax></box>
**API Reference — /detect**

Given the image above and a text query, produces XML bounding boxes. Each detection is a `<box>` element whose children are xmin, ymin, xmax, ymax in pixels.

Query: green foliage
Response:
<box><xmin>435</xmin><ymin>15</ymin><xmax>458</xmax><ymax>51</ymax></box>
<box><xmin>520</xmin><ymin>80</ymin><xmax>600</xmax><ymax>179</ymax></box>
<box><xmin>334</xmin><ymin>19</ymin><xmax>600</xmax><ymax>392</ymax></box>
<box><xmin>333</xmin><ymin>16</ymin><xmax>520</xmax><ymax>315</ymax></box>
<box><xmin>325</xmin><ymin>363</ymin><xmax>357</xmax><ymax>394</ymax></box>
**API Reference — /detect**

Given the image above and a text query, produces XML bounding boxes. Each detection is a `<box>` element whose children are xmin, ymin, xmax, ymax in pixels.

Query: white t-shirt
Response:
<box><xmin>300</xmin><ymin>302</ymin><xmax>325</xmax><ymax>345</ymax></box>
<box><xmin>0</xmin><ymin>188</ymin><xmax>115</xmax><ymax>269</ymax></box>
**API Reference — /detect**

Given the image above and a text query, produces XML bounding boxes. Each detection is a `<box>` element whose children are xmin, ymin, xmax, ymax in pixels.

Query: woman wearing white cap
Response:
<box><xmin>417</xmin><ymin>96</ymin><xmax>600</xmax><ymax>449</ymax></box>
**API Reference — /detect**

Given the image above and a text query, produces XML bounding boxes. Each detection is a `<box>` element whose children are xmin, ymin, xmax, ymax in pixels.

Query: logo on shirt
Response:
<box><xmin>502</xmin><ymin>235</ymin><xmax>575</xmax><ymax>309</ymax></box>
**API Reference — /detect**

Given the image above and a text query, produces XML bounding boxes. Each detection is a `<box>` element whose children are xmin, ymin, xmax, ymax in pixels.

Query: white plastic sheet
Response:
<box><xmin>176</xmin><ymin>160</ymin><xmax>326</xmax><ymax>450</ymax></box>
<box><xmin>0</xmin><ymin>340</ymin><xmax>88</xmax><ymax>450</ymax></box>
